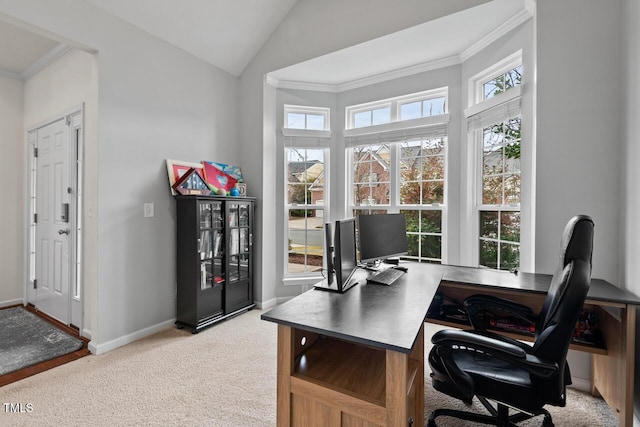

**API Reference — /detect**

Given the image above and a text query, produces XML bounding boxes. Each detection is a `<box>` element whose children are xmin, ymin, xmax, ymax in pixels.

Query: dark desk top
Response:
<box><xmin>261</xmin><ymin>263</ymin><xmax>447</xmax><ymax>354</ymax></box>
<box><xmin>261</xmin><ymin>263</ymin><xmax>640</xmax><ymax>354</ymax></box>
<box><xmin>441</xmin><ymin>265</ymin><xmax>640</xmax><ymax>306</ymax></box>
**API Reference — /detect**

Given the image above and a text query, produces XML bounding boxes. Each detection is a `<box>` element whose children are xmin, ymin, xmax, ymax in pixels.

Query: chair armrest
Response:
<box><xmin>464</xmin><ymin>294</ymin><xmax>536</xmax><ymax>330</ymax></box>
<box><xmin>432</xmin><ymin>329</ymin><xmax>526</xmax><ymax>357</ymax></box>
<box><xmin>432</xmin><ymin>329</ymin><xmax>558</xmax><ymax>378</ymax></box>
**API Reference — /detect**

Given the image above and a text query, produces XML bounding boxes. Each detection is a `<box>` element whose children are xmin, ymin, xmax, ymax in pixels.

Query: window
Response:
<box><xmin>346</xmin><ymin>88</ymin><xmax>447</xmax><ymax>130</ymax></box>
<box><xmin>482</xmin><ymin>65</ymin><xmax>522</xmax><ymax>101</ymax></box>
<box><xmin>346</xmin><ymin>89</ymin><xmax>449</xmax><ymax>264</ymax></box>
<box><xmin>478</xmin><ymin>117</ymin><xmax>521</xmax><ymax>270</ymax></box>
<box><xmin>352</xmin><ymin>144</ymin><xmax>390</xmax><ymax>205</ymax></box>
<box><xmin>349</xmin><ymin>140</ymin><xmax>446</xmax><ymax>264</ymax></box>
<box><xmin>468</xmin><ymin>51</ymin><xmax>524</xmax><ymax>271</ymax></box>
<box><xmin>285</xmin><ymin>148</ymin><xmax>327</xmax><ymax>275</ymax></box>
<box><xmin>284</xmin><ymin>105</ymin><xmax>330</xmax><ymax>131</ymax></box>
<box><xmin>353</xmin><ymin>106</ymin><xmax>391</xmax><ymax>128</ymax></box>
<box><xmin>282</xmin><ymin>105</ymin><xmax>331</xmax><ymax>279</ymax></box>
<box><xmin>399</xmin><ymin>96</ymin><xmax>446</xmax><ymax>120</ymax></box>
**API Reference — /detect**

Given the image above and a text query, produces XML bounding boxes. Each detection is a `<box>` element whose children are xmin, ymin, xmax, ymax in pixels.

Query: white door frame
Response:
<box><xmin>25</xmin><ymin>105</ymin><xmax>84</xmax><ymax>333</ymax></box>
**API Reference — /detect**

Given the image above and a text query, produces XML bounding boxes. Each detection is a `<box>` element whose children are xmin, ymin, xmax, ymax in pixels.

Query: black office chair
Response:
<box><xmin>427</xmin><ymin>215</ymin><xmax>594</xmax><ymax>427</ymax></box>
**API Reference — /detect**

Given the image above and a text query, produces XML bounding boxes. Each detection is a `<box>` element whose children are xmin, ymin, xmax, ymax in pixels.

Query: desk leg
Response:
<box><xmin>592</xmin><ymin>305</ymin><xmax>636</xmax><ymax>427</ymax></box>
<box><xmin>386</xmin><ymin>349</ymin><xmax>409</xmax><ymax>427</ymax></box>
<box><xmin>277</xmin><ymin>324</ymin><xmax>293</xmax><ymax>427</ymax></box>
<box><xmin>386</xmin><ymin>323</ymin><xmax>425</xmax><ymax>427</ymax></box>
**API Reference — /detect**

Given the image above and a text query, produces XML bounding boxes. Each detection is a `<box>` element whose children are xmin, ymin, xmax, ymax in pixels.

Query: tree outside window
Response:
<box><xmin>479</xmin><ymin>117</ymin><xmax>521</xmax><ymax>271</ymax></box>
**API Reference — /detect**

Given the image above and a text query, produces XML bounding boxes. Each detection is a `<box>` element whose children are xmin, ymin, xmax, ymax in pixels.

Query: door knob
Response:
<box><xmin>58</xmin><ymin>228</ymin><xmax>70</xmax><ymax>235</ymax></box>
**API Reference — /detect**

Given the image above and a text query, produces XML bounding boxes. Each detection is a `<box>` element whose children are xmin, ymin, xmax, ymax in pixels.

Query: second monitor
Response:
<box><xmin>358</xmin><ymin>213</ymin><xmax>408</xmax><ymax>265</ymax></box>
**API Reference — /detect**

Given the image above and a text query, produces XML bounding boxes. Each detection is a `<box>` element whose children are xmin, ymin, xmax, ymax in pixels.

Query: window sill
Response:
<box><xmin>282</xmin><ymin>275</ymin><xmax>324</xmax><ymax>287</ymax></box>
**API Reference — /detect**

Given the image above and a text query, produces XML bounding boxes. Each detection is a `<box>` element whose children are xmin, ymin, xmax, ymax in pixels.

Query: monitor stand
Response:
<box><xmin>314</xmin><ymin>277</ymin><xmax>341</xmax><ymax>293</ymax></box>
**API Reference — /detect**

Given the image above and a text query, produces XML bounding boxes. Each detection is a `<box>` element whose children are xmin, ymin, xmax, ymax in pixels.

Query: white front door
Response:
<box><xmin>35</xmin><ymin>117</ymin><xmax>72</xmax><ymax>324</ymax></box>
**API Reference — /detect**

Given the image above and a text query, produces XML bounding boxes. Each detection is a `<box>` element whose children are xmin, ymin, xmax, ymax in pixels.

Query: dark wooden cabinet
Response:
<box><xmin>175</xmin><ymin>195</ymin><xmax>255</xmax><ymax>332</ymax></box>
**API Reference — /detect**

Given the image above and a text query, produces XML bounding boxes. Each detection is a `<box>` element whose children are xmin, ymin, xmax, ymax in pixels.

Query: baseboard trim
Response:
<box><xmin>0</xmin><ymin>298</ymin><xmax>24</xmax><ymax>308</ymax></box>
<box><xmin>88</xmin><ymin>318</ymin><xmax>176</xmax><ymax>355</ymax></box>
<box><xmin>82</xmin><ymin>328</ymin><xmax>92</xmax><ymax>341</ymax></box>
<box><xmin>255</xmin><ymin>296</ymin><xmax>295</xmax><ymax>310</ymax></box>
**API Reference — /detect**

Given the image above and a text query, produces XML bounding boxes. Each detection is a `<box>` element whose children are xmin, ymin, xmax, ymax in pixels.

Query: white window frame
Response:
<box><xmin>346</xmin><ymin>87</ymin><xmax>448</xmax><ymax>130</ymax></box>
<box><xmin>468</xmin><ymin>50</ymin><xmax>523</xmax><ymax>108</ymax></box>
<box><xmin>282</xmin><ymin>123</ymin><xmax>331</xmax><ymax>283</ymax></box>
<box><xmin>466</xmin><ymin>51</ymin><xmax>527</xmax><ymax>271</ymax></box>
<box><xmin>283</xmin><ymin>105</ymin><xmax>331</xmax><ymax>137</ymax></box>
<box><xmin>345</xmin><ymin>88</ymin><xmax>450</xmax><ymax>264</ymax></box>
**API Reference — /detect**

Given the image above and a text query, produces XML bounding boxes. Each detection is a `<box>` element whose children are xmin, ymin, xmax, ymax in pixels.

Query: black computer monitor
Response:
<box><xmin>323</xmin><ymin>222</ymin><xmax>334</xmax><ymax>285</ymax></box>
<box><xmin>334</xmin><ymin>218</ymin><xmax>358</xmax><ymax>291</ymax></box>
<box><xmin>358</xmin><ymin>213</ymin><xmax>408</xmax><ymax>264</ymax></box>
<box><xmin>314</xmin><ymin>218</ymin><xmax>358</xmax><ymax>293</ymax></box>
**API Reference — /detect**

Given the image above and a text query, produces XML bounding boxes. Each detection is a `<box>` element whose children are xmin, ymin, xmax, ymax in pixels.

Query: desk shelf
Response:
<box><xmin>281</xmin><ymin>326</ymin><xmax>423</xmax><ymax>427</ymax></box>
<box><xmin>294</xmin><ymin>337</ymin><xmax>386</xmax><ymax>406</ymax></box>
<box><xmin>426</xmin><ymin>316</ymin><xmax>607</xmax><ymax>355</ymax></box>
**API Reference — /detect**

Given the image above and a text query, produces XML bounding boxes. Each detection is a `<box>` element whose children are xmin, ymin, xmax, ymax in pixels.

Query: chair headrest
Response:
<box><xmin>560</xmin><ymin>215</ymin><xmax>594</xmax><ymax>268</ymax></box>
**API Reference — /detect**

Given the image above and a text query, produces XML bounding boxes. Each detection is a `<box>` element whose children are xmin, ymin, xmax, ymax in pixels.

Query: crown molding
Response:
<box><xmin>22</xmin><ymin>44</ymin><xmax>72</xmax><ymax>81</ymax></box>
<box><xmin>269</xmin><ymin>7</ymin><xmax>533</xmax><ymax>94</ymax></box>
<box><xmin>0</xmin><ymin>69</ymin><xmax>24</xmax><ymax>81</ymax></box>
<box><xmin>459</xmin><ymin>8</ymin><xmax>533</xmax><ymax>62</ymax></box>
<box><xmin>336</xmin><ymin>55</ymin><xmax>461</xmax><ymax>93</ymax></box>
<box><xmin>269</xmin><ymin>55</ymin><xmax>461</xmax><ymax>94</ymax></box>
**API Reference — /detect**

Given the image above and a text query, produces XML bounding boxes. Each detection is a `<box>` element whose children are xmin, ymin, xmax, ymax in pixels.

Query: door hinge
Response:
<box><xmin>33</xmin><ymin>147</ymin><xmax>38</xmax><ymax>158</ymax></box>
<box><xmin>33</xmin><ymin>279</ymin><xmax>37</xmax><ymax>289</ymax></box>
<box><xmin>34</xmin><ymin>213</ymin><xmax>37</xmax><ymax>224</ymax></box>
<box><xmin>65</xmin><ymin>115</ymin><xmax>72</xmax><ymax>126</ymax></box>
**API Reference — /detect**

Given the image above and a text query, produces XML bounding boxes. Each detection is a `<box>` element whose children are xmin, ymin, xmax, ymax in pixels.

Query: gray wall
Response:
<box><xmin>0</xmin><ymin>75</ymin><xmax>24</xmax><ymax>306</ymax></box>
<box><xmin>0</xmin><ymin>0</ymin><xmax>241</xmax><ymax>352</ymax></box>
<box><xmin>536</xmin><ymin>0</ymin><xmax>622</xmax><ymax>282</ymax></box>
<box><xmin>622</xmin><ymin>0</ymin><xmax>640</xmax><ymax>417</ymax></box>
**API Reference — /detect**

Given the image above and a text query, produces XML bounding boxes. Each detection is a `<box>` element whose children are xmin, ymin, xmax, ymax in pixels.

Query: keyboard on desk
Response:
<box><xmin>366</xmin><ymin>268</ymin><xmax>405</xmax><ymax>286</ymax></box>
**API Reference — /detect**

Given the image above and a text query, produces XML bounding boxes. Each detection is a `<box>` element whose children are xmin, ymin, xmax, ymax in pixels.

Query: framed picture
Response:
<box><xmin>166</xmin><ymin>159</ymin><xmax>204</xmax><ymax>195</ymax></box>
<box><xmin>172</xmin><ymin>168</ymin><xmax>213</xmax><ymax>196</ymax></box>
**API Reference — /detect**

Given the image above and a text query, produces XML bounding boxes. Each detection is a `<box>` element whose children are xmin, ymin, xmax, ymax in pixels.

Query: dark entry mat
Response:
<box><xmin>0</xmin><ymin>307</ymin><xmax>83</xmax><ymax>376</ymax></box>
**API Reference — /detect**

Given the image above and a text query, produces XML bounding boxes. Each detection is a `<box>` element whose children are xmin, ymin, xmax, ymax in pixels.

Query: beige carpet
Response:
<box><xmin>0</xmin><ymin>310</ymin><xmax>618</xmax><ymax>426</ymax></box>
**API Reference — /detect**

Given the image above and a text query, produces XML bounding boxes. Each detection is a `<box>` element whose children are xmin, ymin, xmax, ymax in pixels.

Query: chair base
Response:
<box><xmin>427</xmin><ymin>397</ymin><xmax>554</xmax><ymax>427</ymax></box>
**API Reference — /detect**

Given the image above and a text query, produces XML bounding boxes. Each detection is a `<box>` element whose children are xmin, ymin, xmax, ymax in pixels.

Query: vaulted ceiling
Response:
<box><xmin>0</xmin><ymin>0</ymin><xmax>529</xmax><ymax>86</ymax></box>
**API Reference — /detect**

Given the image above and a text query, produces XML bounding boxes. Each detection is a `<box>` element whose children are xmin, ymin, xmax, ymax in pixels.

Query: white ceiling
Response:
<box><xmin>268</xmin><ymin>0</ymin><xmax>530</xmax><ymax>91</ymax></box>
<box><xmin>0</xmin><ymin>20</ymin><xmax>64</xmax><ymax>80</ymax></box>
<box><xmin>85</xmin><ymin>0</ymin><xmax>298</xmax><ymax>76</ymax></box>
<box><xmin>1</xmin><ymin>0</ymin><xmax>530</xmax><ymax>86</ymax></box>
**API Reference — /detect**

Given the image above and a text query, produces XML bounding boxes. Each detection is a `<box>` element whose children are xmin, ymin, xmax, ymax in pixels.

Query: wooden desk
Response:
<box><xmin>437</xmin><ymin>266</ymin><xmax>640</xmax><ymax>427</ymax></box>
<box><xmin>262</xmin><ymin>263</ymin><xmax>640</xmax><ymax>427</ymax></box>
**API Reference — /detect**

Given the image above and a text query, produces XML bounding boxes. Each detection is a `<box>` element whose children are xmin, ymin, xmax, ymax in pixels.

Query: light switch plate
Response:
<box><xmin>144</xmin><ymin>203</ymin><xmax>154</xmax><ymax>218</ymax></box>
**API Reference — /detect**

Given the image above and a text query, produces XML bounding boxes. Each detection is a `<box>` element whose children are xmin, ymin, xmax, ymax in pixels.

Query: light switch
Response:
<box><xmin>144</xmin><ymin>203</ymin><xmax>154</xmax><ymax>218</ymax></box>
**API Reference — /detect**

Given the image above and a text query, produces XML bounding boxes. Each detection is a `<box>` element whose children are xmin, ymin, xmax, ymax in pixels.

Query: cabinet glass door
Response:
<box><xmin>199</xmin><ymin>201</ymin><xmax>224</xmax><ymax>290</ymax></box>
<box><xmin>227</xmin><ymin>202</ymin><xmax>251</xmax><ymax>283</ymax></box>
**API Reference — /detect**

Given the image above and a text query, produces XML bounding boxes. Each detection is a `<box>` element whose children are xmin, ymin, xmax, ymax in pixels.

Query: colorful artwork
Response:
<box><xmin>205</xmin><ymin>161</ymin><xmax>243</xmax><ymax>182</ymax></box>
<box><xmin>203</xmin><ymin>161</ymin><xmax>238</xmax><ymax>194</ymax></box>
<box><xmin>166</xmin><ymin>159</ymin><xmax>204</xmax><ymax>195</ymax></box>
